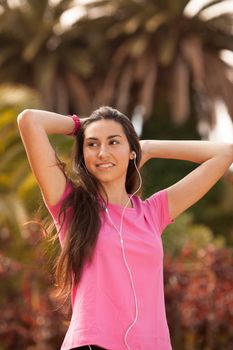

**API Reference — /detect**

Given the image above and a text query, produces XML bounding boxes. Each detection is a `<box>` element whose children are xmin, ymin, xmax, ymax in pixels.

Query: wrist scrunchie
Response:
<box><xmin>66</xmin><ymin>114</ymin><xmax>81</xmax><ymax>136</ymax></box>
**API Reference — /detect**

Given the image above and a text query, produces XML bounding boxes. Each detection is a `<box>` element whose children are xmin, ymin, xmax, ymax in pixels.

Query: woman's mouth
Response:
<box><xmin>96</xmin><ymin>162</ymin><xmax>115</xmax><ymax>168</ymax></box>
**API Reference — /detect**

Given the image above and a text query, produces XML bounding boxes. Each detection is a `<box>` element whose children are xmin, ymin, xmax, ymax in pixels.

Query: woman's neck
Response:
<box><xmin>99</xmin><ymin>187</ymin><xmax>132</xmax><ymax>208</ymax></box>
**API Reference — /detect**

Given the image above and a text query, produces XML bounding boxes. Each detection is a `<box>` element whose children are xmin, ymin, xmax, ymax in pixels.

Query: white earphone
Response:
<box><xmin>131</xmin><ymin>151</ymin><xmax>136</xmax><ymax>159</ymax></box>
<box><xmin>105</xmin><ymin>152</ymin><xmax>142</xmax><ymax>350</ymax></box>
<box><xmin>88</xmin><ymin>151</ymin><xmax>141</xmax><ymax>350</ymax></box>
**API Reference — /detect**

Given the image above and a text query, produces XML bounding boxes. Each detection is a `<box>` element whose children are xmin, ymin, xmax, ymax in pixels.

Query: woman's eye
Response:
<box><xmin>87</xmin><ymin>140</ymin><xmax>118</xmax><ymax>147</ymax></box>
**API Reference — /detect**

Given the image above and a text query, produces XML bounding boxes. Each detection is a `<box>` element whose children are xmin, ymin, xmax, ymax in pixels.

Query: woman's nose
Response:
<box><xmin>98</xmin><ymin>145</ymin><xmax>109</xmax><ymax>158</ymax></box>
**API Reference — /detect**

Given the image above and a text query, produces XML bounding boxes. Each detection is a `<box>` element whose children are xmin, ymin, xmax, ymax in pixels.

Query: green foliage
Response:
<box><xmin>162</xmin><ymin>212</ymin><xmax>226</xmax><ymax>258</ymax></box>
<box><xmin>0</xmin><ymin>85</ymin><xmax>42</xmax><ymax>237</ymax></box>
<box><xmin>141</xmin><ymin>99</ymin><xmax>233</xmax><ymax>245</ymax></box>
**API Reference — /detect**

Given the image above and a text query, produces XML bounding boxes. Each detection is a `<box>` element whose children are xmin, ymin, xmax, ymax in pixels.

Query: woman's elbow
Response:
<box><xmin>17</xmin><ymin>109</ymin><xmax>33</xmax><ymax>124</ymax></box>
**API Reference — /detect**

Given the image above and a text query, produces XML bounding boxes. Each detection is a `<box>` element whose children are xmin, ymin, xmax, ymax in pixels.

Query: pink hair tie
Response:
<box><xmin>66</xmin><ymin>114</ymin><xmax>81</xmax><ymax>136</ymax></box>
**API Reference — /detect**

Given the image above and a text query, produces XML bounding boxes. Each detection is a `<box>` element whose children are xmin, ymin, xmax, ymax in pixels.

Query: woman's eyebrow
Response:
<box><xmin>86</xmin><ymin>135</ymin><xmax>122</xmax><ymax>140</ymax></box>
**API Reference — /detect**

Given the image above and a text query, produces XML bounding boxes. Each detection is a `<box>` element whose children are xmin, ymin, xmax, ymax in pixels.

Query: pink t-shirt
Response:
<box><xmin>43</xmin><ymin>180</ymin><xmax>174</xmax><ymax>350</ymax></box>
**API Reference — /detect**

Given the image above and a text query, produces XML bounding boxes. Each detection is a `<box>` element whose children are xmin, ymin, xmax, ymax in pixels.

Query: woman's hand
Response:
<box><xmin>139</xmin><ymin>139</ymin><xmax>233</xmax><ymax>221</ymax></box>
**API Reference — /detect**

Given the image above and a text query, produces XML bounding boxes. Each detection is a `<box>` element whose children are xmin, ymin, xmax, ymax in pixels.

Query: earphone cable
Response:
<box><xmin>105</xmin><ymin>157</ymin><xmax>142</xmax><ymax>350</ymax></box>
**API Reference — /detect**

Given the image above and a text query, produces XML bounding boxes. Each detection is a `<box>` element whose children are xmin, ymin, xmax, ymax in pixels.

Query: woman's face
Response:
<box><xmin>83</xmin><ymin>119</ymin><xmax>132</xmax><ymax>185</ymax></box>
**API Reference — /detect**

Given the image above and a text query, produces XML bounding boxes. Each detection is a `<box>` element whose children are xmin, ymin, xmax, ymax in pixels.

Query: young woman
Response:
<box><xmin>17</xmin><ymin>106</ymin><xmax>233</xmax><ymax>350</ymax></box>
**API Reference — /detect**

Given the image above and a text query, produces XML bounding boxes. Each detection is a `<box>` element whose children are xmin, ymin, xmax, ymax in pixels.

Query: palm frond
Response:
<box><xmin>139</xmin><ymin>53</ymin><xmax>157</xmax><ymax>120</ymax></box>
<box><xmin>195</xmin><ymin>0</ymin><xmax>227</xmax><ymax>17</ymax></box>
<box><xmin>170</xmin><ymin>56</ymin><xmax>190</xmax><ymax>124</ymax></box>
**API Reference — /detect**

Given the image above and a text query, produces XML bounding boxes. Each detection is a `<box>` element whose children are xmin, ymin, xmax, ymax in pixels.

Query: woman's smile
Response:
<box><xmin>96</xmin><ymin>162</ymin><xmax>115</xmax><ymax>169</ymax></box>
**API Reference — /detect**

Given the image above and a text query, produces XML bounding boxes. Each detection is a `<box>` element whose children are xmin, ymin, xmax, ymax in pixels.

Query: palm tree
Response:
<box><xmin>0</xmin><ymin>0</ymin><xmax>93</xmax><ymax>115</ymax></box>
<box><xmin>76</xmin><ymin>0</ymin><xmax>233</xmax><ymax>132</ymax></box>
<box><xmin>1</xmin><ymin>0</ymin><xmax>233</xmax><ymax>129</ymax></box>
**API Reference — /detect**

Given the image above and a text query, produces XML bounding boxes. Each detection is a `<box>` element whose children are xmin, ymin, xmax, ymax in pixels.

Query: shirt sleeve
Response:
<box><xmin>42</xmin><ymin>179</ymin><xmax>74</xmax><ymax>244</ymax></box>
<box><xmin>145</xmin><ymin>189</ymin><xmax>174</xmax><ymax>235</ymax></box>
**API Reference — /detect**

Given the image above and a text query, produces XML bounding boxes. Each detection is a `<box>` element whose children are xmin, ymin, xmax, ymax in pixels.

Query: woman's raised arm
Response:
<box><xmin>140</xmin><ymin>139</ymin><xmax>233</xmax><ymax>220</ymax></box>
<box><xmin>17</xmin><ymin>109</ymin><xmax>77</xmax><ymax>206</ymax></box>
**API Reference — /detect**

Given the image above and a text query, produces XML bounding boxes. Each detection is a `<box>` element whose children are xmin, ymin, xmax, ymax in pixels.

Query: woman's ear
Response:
<box><xmin>130</xmin><ymin>151</ymin><xmax>136</xmax><ymax>160</ymax></box>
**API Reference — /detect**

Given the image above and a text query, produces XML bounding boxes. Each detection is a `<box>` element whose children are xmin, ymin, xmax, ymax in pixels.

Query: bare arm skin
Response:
<box><xmin>139</xmin><ymin>140</ymin><xmax>233</xmax><ymax>220</ymax></box>
<box><xmin>17</xmin><ymin>109</ymin><xmax>85</xmax><ymax>206</ymax></box>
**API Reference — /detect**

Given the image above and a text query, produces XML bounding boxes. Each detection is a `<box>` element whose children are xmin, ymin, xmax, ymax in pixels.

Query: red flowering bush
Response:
<box><xmin>0</xmin><ymin>219</ymin><xmax>68</xmax><ymax>350</ymax></box>
<box><xmin>164</xmin><ymin>243</ymin><xmax>233</xmax><ymax>350</ymax></box>
<box><xmin>0</xmin><ymin>248</ymin><xmax>70</xmax><ymax>349</ymax></box>
<box><xmin>0</xmin><ymin>219</ymin><xmax>232</xmax><ymax>349</ymax></box>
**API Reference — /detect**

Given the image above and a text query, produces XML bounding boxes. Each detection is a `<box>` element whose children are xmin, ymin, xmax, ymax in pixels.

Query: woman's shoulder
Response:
<box><xmin>44</xmin><ymin>178</ymin><xmax>74</xmax><ymax>212</ymax></box>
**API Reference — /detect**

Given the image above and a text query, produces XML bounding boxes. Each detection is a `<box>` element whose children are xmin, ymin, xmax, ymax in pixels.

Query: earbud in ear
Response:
<box><xmin>131</xmin><ymin>151</ymin><xmax>136</xmax><ymax>159</ymax></box>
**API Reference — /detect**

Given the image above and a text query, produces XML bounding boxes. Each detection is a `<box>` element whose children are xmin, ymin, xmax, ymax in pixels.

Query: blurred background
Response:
<box><xmin>0</xmin><ymin>0</ymin><xmax>233</xmax><ymax>349</ymax></box>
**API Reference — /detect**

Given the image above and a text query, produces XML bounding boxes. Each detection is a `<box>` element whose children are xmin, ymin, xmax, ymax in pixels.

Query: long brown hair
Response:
<box><xmin>51</xmin><ymin>106</ymin><xmax>142</xmax><ymax>305</ymax></box>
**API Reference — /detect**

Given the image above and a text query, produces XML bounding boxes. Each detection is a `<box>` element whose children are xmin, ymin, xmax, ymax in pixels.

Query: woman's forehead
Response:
<box><xmin>84</xmin><ymin>119</ymin><xmax>125</xmax><ymax>139</ymax></box>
